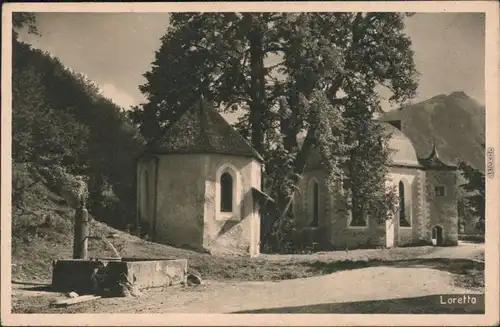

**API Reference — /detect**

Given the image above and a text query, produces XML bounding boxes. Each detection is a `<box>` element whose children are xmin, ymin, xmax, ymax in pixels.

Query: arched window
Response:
<box><xmin>220</xmin><ymin>172</ymin><xmax>233</xmax><ymax>213</ymax></box>
<box><xmin>215</xmin><ymin>164</ymin><xmax>241</xmax><ymax>220</ymax></box>
<box><xmin>141</xmin><ymin>170</ymin><xmax>149</xmax><ymax>218</ymax></box>
<box><xmin>312</xmin><ymin>182</ymin><xmax>319</xmax><ymax>227</ymax></box>
<box><xmin>399</xmin><ymin>180</ymin><xmax>411</xmax><ymax>227</ymax></box>
<box><xmin>309</xmin><ymin>179</ymin><xmax>320</xmax><ymax>227</ymax></box>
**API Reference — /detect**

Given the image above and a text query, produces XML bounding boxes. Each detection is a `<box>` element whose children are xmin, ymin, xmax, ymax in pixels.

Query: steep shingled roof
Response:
<box><xmin>418</xmin><ymin>140</ymin><xmax>458</xmax><ymax>170</ymax></box>
<box><xmin>146</xmin><ymin>99</ymin><xmax>264</xmax><ymax>162</ymax></box>
<box><xmin>378</xmin><ymin>121</ymin><xmax>422</xmax><ymax>167</ymax></box>
<box><xmin>297</xmin><ymin>120</ymin><xmax>456</xmax><ymax>171</ymax></box>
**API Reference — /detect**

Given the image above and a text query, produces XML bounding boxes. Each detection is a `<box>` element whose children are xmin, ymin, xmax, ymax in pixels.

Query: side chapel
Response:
<box><xmin>136</xmin><ymin>99</ymin><xmax>268</xmax><ymax>257</ymax></box>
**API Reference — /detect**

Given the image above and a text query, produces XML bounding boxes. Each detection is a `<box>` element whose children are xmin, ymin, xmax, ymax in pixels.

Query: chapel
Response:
<box><xmin>136</xmin><ymin>99</ymin><xmax>268</xmax><ymax>257</ymax></box>
<box><xmin>136</xmin><ymin>100</ymin><xmax>459</xmax><ymax>256</ymax></box>
<box><xmin>292</xmin><ymin>120</ymin><xmax>459</xmax><ymax>250</ymax></box>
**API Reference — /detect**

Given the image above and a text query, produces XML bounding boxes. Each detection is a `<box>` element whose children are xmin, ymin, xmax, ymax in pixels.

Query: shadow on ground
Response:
<box><xmin>234</xmin><ymin>294</ymin><xmax>485</xmax><ymax>314</ymax></box>
<box><xmin>300</xmin><ymin>258</ymin><xmax>484</xmax><ymax>290</ymax></box>
<box><xmin>12</xmin><ymin>280</ymin><xmax>55</xmax><ymax>292</ymax></box>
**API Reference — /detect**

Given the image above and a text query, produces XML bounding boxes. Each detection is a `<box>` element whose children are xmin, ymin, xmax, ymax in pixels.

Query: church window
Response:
<box><xmin>215</xmin><ymin>164</ymin><xmax>241</xmax><ymax>220</ymax></box>
<box><xmin>435</xmin><ymin>185</ymin><xmax>446</xmax><ymax>197</ymax></box>
<box><xmin>311</xmin><ymin>181</ymin><xmax>319</xmax><ymax>227</ymax></box>
<box><xmin>220</xmin><ymin>172</ymin><xmax>233</xmax><ymax>212</ymax></box>
<box><xmin>399</xmin><ymin>181</ymin><xmax>411</xmax><ymax>227</ymax></box>
<box><xmin>308</xmin><ymin>178</ymin><xmax>320</xmax><ymax>227</ymax></box>
<box><xmin>141</xmin><ymin>170</ymin><xmax>149</xmax><ymax>218</ymax></box>
<box><xmin>342</xmin><ymin>177</ymin><xmax>352</xmax><ymax>192</ymax></box>
<box><xmin>349</xmin><ymin>201</ymin><xmax>367</xmax><ymax>227</ymax></box>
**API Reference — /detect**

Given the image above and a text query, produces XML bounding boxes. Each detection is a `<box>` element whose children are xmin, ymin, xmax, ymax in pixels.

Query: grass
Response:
<box><xmin>12</xmin><ymin>217</ymin><xmax>442</xmax><ymax>283</ymax></box>
<box><xmin>11</xmin><ymin>181</ymin><xmax>484</xmax><ymax>286</ymax></box>
<box><xmin>458</xmin><ymin>234</ymin><xmax>485</xmax><ymax>243</ymax></box>
<box><xmin>11</xmin><ymin>183</ymin><xmax>485</xmax><ymax>314</ymax></box>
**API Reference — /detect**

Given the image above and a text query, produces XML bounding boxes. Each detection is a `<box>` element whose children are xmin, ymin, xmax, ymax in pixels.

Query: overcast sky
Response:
<box><xmin>19</xmin><ymin>12</ymin><xmax>485</xmax><ymax>115</ymax></box>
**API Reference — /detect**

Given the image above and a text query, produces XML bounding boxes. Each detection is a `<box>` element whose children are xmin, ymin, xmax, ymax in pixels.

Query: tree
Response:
<box><xmin>12</xmin><ymin>12</ymin><xmax>40</xmax><ymax>40</ymax></box>
<box><xmin>459</xmin><ymin>161</ymin><xmax>485</xmax><ymax>233</ymax></box>
<box><xmin>12</xmin><ymin>14</ymin><xmax>145</xmax><ymax>230</ymax></box>
<box><xmin>133</xmin><ymin>13</ymin><xmax>418</xmax><ymax>249</ymax></box>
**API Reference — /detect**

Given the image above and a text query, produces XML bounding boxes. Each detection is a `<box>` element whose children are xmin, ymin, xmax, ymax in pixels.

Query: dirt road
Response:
<box><xmin>12</xmin><ymin>242</ymin><xmax>484</xmax><ymax>314</ymax></box>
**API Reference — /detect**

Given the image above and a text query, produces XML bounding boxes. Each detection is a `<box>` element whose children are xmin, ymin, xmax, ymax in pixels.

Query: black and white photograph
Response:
<box><xmin>2</xmin><ymin>2</ymin><xmax>499</xmax><ymax>326</ymax></box>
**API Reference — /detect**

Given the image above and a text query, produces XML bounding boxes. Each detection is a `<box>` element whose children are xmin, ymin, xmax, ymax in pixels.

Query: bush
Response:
<box><xmin>12</xmin><ymin>163</ymin><xmax>37</xmax><ymax>212</ymax></box>
<box><xmin>40</xmin><ymin>165</ymin><xmax>89</xmax><ymax>208</ymax></box>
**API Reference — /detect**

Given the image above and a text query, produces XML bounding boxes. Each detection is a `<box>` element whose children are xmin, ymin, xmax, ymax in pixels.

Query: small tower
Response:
<box><xmin>418</xmin><ymin>138</ymin><xmax>459</xmax><ymax>246</ymax></box>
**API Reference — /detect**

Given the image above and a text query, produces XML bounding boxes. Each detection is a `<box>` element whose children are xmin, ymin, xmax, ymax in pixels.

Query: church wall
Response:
<box><xmin>293</xmin><ymin>170</ymin><xmax>333</xmax><ymax>248</ymax></box>
<box><xmin>328</xmin><ymin>194</ymin><xmax>387</xmax><ymax>249</ymax></box>
<box><xmin>425</xmin><ymin>169</ymin><xmax>459</xmax><ymax>246</ymax></box>
<box><xmin>154</xmin><ymin>154</ymin><xmax>207</xmax><ymax>250</ymax></box>
<box><xmin>387</xmin><ymin>166</ymin><xmax>427</xmax><ymax>246</ymax></box>
<box><xmin>293</xmin><ymin>164</ymin><xmax>434</xmax><ymax>250</ymax></box>
<box><xmin>202</xmin><ymin>154</ymin><xmax>260</xmax><ymax>256</ymax></box>
<box><xmin>295</xmin><ymin>169</ymin><xmax>385</xmax><ymax>250</ymax></box>
<box><xmin>136</xmin><ymin>157</ymin><xmax>157</xmax><ymax>233</ymax></box>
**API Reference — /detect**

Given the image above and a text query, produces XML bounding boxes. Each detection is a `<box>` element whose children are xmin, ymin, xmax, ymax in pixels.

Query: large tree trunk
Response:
<box><xmin>248</xmin><ymin>18</ymin><xmax>266</xmax><ymax>156</ymax></box>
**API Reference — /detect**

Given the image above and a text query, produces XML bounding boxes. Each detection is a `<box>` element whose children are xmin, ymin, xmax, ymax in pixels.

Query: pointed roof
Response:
<box><xmin>146</xmin><ymin>99</ymin><xmax>264</xmax><ymax>162</ymax></box>
<box><xmin>418</xmin><ymin>138</ymin><xmax>457</xmax><ymax>170</ymax></box>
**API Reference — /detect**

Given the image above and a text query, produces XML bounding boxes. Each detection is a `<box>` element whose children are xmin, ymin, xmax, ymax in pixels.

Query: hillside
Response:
<box><xmin>380</xmin><ymin>92</ymin><xmax>485</xmax><ymax>172</ymax></box>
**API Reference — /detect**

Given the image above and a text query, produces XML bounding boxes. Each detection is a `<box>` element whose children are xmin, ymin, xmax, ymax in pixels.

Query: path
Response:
<box><xmin>417</xmin><ymin>241</ymin><xmax>484</xmax><ymax>260</ymax></box>
<box><xmin>12</xmin><ymin>243</ymin><xmax>484</xmax><ymax>313</ymax></box>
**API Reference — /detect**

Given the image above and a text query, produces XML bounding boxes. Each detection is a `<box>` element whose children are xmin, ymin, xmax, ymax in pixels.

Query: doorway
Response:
<box><xmin>432</xmin><ymin>225</ymin><xmax>444</xmax><ymax>246</ymax></box>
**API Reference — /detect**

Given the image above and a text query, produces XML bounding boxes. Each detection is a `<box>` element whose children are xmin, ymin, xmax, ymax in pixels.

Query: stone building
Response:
<box><xmin>292</xmin><ymin>120</ymin><xmax>459</xmax><ymax>250</ymax></box>
<box><xmin>136</xmin><ymin>100</ymin><xmax>268</xmax><ymax>257</ymax></box>
<box><xmin>137</xmin><ymin>98</ymin><xmax>459</xmax><ymax>255</ymax></box>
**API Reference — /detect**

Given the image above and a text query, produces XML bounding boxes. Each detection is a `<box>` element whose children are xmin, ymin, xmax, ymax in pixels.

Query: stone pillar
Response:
<box><xmin>73</xmin><ymin>205</ymin><xmax>89</xmax><ymax>259</ymax></box>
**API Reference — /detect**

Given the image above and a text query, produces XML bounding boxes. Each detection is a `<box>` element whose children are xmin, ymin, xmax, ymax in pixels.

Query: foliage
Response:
<box><xmin>48</xmin><ymin>166</ymin><xmax>89</xmax><ymax>209</ymax></box>
<box><xmin>343</xmin><ymin>103</ymin><xmax>399</xmax><ymax>225</ymax></box>
<box><xmin>458</xmin><ymin>160</ymin><xmax>485</xmax><ymax>233</ymax></box>
<box><xmin>12</xmin><ymin>12</ymin><xmax>40</xmax><ymax>40</ymax></box>
<box><xmin>131</xmin><ymin>13</ymin><xmax>418</xmax><ymax>251</ymax></box>
<box><xmin>12</xmin><ymin>163</ymin><xmax>41</xmax><ymax>214</ymax></box>
<box><xmin>12</xmin><ymin>16</ymin><xmax>145</xmax><ymax>230</ymax></box>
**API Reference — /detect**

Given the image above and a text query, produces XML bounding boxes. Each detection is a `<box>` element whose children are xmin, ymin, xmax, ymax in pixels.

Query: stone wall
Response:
<box><xmin>294</xmin><ymin>169</ymin><xmax>332</xmax><ymax>247</ymax></box>
<box><xmin>138</xmin><ymin>153</ymin><xmax>261</xmax><ymax>257</ymax></box>
<box><xmin>136</xmin><ymin>157</ymin><xmax>157</xmax><ymax>233</ymax></box>
<box><xmin>293</xmin><ymin>161</ymin><xmax>431</xmax><ymax>249</ymax></box>
<box><xmin>202</xmin><ymin>154</ymin><xmax>261</xmax><ymax>256</ymax></box>
<box><xmin>154</xmin><ymin>154</ymin><xmax>207</xmax><ymax>250</ymax></box>
<box><xmin>426</xmin><ymin>169</ymin><xmax>459</xmax><ymax>245</ymax></box>
<box><xmin>387</xmin><ymin>166</ymin><xmax>427</xmax><ymax>246</ymax></box>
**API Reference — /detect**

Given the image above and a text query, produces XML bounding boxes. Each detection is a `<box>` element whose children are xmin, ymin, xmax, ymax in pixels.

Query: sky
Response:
<box><xmin>18</xmin><ymin>12</ymin><xmax>485</xmax><ymax>117</ymax></box>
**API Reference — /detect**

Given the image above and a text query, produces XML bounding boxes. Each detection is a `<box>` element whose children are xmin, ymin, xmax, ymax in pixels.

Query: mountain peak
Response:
<box><xmin>449</xmin><ymin>91</ymin><xmax>469</xmax><ymax>99</ymax></box>
<box><xmin>378</xmin><ymin>93</ymin><xmax>485</xmax><ymax>172</ymax></box>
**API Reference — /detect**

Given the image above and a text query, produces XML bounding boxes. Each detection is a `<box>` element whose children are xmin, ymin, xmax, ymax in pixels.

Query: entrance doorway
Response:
<box><xmin>431</xmin><ymin>225</ymin><xmax>444</xmax><ymax>246</ymax></box>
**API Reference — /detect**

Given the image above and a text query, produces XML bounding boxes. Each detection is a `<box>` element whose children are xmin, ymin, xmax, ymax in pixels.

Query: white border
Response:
<box><xmin>2</xmin><ymin>2</ymin><xmax>499</xmax><ymax>326</ymax></box>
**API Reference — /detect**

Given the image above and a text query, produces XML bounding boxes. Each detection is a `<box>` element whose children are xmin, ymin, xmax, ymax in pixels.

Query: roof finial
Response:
<box><xmin>429</xmin><ymin>137</ymin><xmax>441</xmax><ymax>160</ymax></box>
